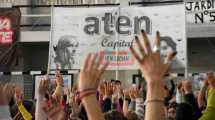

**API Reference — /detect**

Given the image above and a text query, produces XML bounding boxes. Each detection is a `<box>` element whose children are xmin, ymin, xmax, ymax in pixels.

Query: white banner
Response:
<box><xmin>49</xmin><ymin>4</ymin><xmax>186</xmax><ymax>70</ymax></box>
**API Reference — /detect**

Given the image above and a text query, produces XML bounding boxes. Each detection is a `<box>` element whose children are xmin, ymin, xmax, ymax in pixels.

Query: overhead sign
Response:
<box><xmin>186</xmin><ymin>0</ymin><xmax>215</xmax><ymax>24</ymax></box>
<box><xmin>49</xmin><ymin>4</ymin><xmax>186</xmax><ymax>70</ymax></box>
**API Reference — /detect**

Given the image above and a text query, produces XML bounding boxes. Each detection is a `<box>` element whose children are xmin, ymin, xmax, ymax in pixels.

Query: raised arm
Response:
<box><xmin>78</xmin><ymin>53</ymin><xmax>108</xmax><ymax>120</ymax></box>
<box><xmin>198</xmin><ymin>75</ymin><xmax>209</xmax><ymax>109</ymax></box>
<box><xmin>52</xmin><ymin>69</ymin><xmax>63</xmax><ymax>101</ymax></box>
<box><xmin>0</xmin><ymin>84</ymin><xmax>15</xmax><ymax>120</ymax></box>
<box><xmin>122</xmin><ymin>89</ymin><xmax>130</xmax><ymax>115</ymax></box>
<box><xmin>130</xmin><ymin>30</ymin><xmax>175</xmax><ymax>120</ymax></box>
<box><xmin>35</xmin><ymin>79</ymin><xmax>49</xmax><ymax>120</ymax></box>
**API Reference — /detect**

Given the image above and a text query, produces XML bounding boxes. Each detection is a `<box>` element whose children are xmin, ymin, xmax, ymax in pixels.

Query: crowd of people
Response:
<box><xmin>0</xmin><ymin>30</ymin><xmax>215</xmax><ymax>120</ymax></box>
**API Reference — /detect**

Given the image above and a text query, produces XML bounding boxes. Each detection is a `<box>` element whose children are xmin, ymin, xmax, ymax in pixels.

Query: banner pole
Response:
<box><xmin>115</xmin><ymin>7</ymin><xmax>119</xmax><ymax>81</ymax></box>
<box><xmin>47</xmin><ymin>4</ymin><xmax>54</xmax><ymax>76</ymax></box>
<box><xmin>184</xmin><ymin>2</ymin><xmax>188</xmax><ymax>79</ymax></box>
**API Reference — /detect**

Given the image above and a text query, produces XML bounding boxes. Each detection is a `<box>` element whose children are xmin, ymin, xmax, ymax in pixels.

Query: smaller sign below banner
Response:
<box><xmin>34</xmin><ymin>74</ymin><xmax>73</xmax><ymax>99</ymax></box>
<box><xmin>100</xmin><ymin>51</ymin><xmax>135</xmax><ymax>66</ymax></box>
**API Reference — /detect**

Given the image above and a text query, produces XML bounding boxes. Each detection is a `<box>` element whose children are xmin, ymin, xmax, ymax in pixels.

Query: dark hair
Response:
<box><xmin>125</xmin><ymin>111</ymin><xmax>139</xmax><ymax>120</ymax></box>
<box><xmin>115</xmin><ymin>80</ymin><xmax>121</xmax><ymax>84</ymax></box>
<box><xmin>111</xmin><ymin>79</ymin><xmax>115</xmax><ymax>83</ymax></box>
<box><xmin>104</xmin><ymin>110</ymin><xmax>127</xmax><ymax>120</ymax></box>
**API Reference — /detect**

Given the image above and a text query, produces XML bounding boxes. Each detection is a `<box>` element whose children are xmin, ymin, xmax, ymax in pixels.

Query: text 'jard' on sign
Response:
<box><xmin>186</xmin><ymin>0</ymin><xmax>215</xmax><ymax>24</ymax></box>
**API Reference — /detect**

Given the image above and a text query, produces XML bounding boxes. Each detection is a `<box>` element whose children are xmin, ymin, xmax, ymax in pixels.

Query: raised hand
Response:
<box><xmin>78</xmin><ymin>53</ymin><xmax>108</xmax><ymax>91</ymax></box>
<box><xmin>15</xmin><ymin>87</ymin><xmax>24</xmax><ymax>105</ymax></box>
<box><xmin>98</xmin><ymin>82</ymin><xmax>105</xmax><ymax>96</ymax></box>
<box><xmin>132</xmin><ymin>86</ymin><xmax>142</xmax><ymax>99</ymax></box>
<box><xmin>42</xmin><ymin>96</ymin><xmax>65</xmax><ymax>120</ymax></box>
<box><xmin>123</xmin><ymin>89</ymin><xmax>130</xmax><ymax>99</ymax></box>
<box><xmin>56</xmin><ymin>65</ymin><xmax>63</xmax><ymax>86</ymax></box>
<box><xmin>130</xmin><ymin>30</ymin><xmax>176</xmax><ymax>87</ymax></box>
<box><xmin>78</xmin><ymin>53</ymin><xmax>108</xmax><ymax>120</ymax></box>
<box><xmin>104</xmin><ymin>81</ymin><xmax>113</xmax><ymax>99</ymax></box>
<box><xmin>38</xmin><ymin>79</ymin><xmax>49</xmax><ymax>96</ymax></box>
<box><xmin>0</xmin><ymin>84</ymin><xmax>15</xmax><ymax>105</ymax></box>
<box><xmin>129</xmin><ymin>87</ymin><xmax>136</xmax><ymax>100</ymax></box>
<box><xmin>130</xmin><ymin>30</ymin><xmax>176</xmax><ymax>120</ymax></box>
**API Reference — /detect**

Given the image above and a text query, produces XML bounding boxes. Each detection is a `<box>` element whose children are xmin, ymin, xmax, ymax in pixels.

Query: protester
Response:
<box><xmin>199</xmin><ymin>72</ymin><xmax>215</xmax><ymax>120</ymax></box>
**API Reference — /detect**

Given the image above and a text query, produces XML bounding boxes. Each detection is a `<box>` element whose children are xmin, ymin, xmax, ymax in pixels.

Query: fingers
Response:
<box><xmin>39</xmin><ymin>79</ymin><xmax>44</xmax><ymax>88</ymax></box>
<box><xmin>104</xmin><ymin>81</ymin><xmax>112</xmax><ymax>95</ymax></box>
<box><xmin>106</xmin><ymin>81</ymin><xmax>111</xmax><ymax>91</ymax></box>
<box><xmin>88</xmin><ymin>53</ymin><xmax>98</xmax><ymax>71</ymax></box>
<box><xmin>82</xmin><ymin>53</ymin><xmax>92</xmax><ymax>71</ymax></box>
<box><xmin>130</xmin><ymin>30</ymin><xmax>152</xmax><ymax>63</ymax></box>
<box><xmin>129</xmin><ymin>87</ymin><xmax>135</xmax><ymax>99</ymax></box>
<box><xmin>83</xmin><ymin>53</ymin><xmax>107</xmax><ymax>74</ymax></box>
<box><xmin>166</xmin><ymin>51</ymin><xmax>177</xmax><ymax>64</ymax></box>
<box><xmin>164</xmin><ymin>51</ymin><xmax>177</xmax><ymax>74</ymax></box>
<box><xmin>141</xmin><ymin>30</ymin><xmax>152</xmax><ymax>54</ymax></box>
<box><xmin>44</xmin><ymin>79</ymin><xmax>50</xmax><ymax>88</ymax></box>
<box><xmin>4</xmin><ymin>84</ymin><xmax>15</xmax><ymax>101</ymax></box>
<box><xmin>84</xmin><ymin>53</ymin><xmax>108</xmax><ymax>79</ymax></box>
<box><xmin>39</xmin><ymin>79</ymin><xmax>49</xmax><ymax>94</ymax></box>
<box><xmin>94</xmin><ymin>53</ymin><xmax>103</xmax><ymax>70</ymax></box>
<box><xmin>130</xmin><ymin>46</ymin><xmax>142</xmax><ymax>63</ymax></box>
<box><xmin>135</xmin><ymin>36</ymin><xmax>146</xmax><ymax>57</ymax></box>
<box><xmin>154</xmin><ymin>31</ymin><xmax>161</xmax><ymax>53</ymax></box>
<box><xmin>98</xmin><ymin>61</ymin><xmax>109</xmax><ymax>78</ymax></box>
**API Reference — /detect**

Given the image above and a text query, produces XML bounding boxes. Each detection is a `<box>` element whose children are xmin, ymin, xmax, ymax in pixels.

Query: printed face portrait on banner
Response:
<box><xmin>53</xmin><ymin>35</ymin><xmax>79</xmax><ymax>69</ymax></box>
<box><xmin>49</xmin><ymin>5</ymin><xmax>186</xmax><ymax>70</ymax></box>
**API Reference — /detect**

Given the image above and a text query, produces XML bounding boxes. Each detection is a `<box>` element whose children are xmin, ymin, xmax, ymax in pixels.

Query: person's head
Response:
<box><xmin>104</xmin><ymin>110</ymin><xmax>127</xmax><ymax>120</ymax></box>
<box><xmin>53</xmin><ymin>35</ymin><xmax>79</xmax><ymax>69</ymax></box>
<box><xmin>115</xmin><ymin>80</ymin><xmax>122</xmax><ymax>87</ymax></box>
<box><xmin>111</xmin><ymin>79</ymin><xmax>116</xmax><ymax>84</ymax></box>
<box><xmin>124</xmin><ymin>111</ymin><xmax>139</xmax><ymax>120</ymax></box>
<box><xmin>114</xmin><ymin>80</ymin><xmax>122</xmax><ymax>92</ymax></box>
